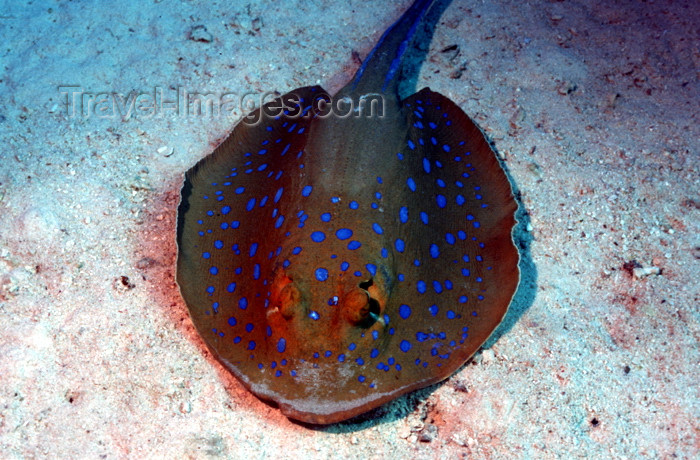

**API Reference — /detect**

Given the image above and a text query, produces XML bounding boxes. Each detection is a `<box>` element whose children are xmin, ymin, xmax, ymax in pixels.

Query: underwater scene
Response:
<box><xmin>0</xmin><ymin>0</ymin><xmax>697</xmax><ymax>457</ymax></box>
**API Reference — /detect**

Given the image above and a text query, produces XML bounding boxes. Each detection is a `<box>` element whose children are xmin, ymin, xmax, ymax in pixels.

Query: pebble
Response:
<box><xmin>189</xmin><ymin>25</ymin><xmax>213</xmax><ymax>43</ymax></box>
<box><xmin>633</xmin><ymin>266</ymin><xmax>661</xmax><ymax>279</ymax></box>
<box><xmin>157</xmin><ymin>146</ymin><xmax>174</xmax><ymax>157</ymax></box>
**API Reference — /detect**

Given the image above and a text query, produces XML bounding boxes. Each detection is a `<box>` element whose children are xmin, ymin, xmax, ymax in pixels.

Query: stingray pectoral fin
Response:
<box><xmin>176</xmin><ymin>85</ymin><xmax>329</xmax><ymax>391</ymax></box>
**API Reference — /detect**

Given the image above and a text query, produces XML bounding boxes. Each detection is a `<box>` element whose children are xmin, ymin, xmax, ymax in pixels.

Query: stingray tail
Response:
<box><xmin>348</xmin><ymin>0</ymin><xmax>435</xmax><ymax>96</ymax></box>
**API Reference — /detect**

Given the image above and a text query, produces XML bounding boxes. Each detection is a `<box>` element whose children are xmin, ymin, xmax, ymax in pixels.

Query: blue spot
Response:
<box><xmin>246</xmin><ymin>198</ymin><xmax>256</xmax><ymax>211</ymax></box>
<box><xmin>417</xmin><ymin>280</ymin><xmax>426</xmax><ymax>294</ymax></box>
<box><xmin>400</xmin><ymin>206</ymin><xmax>408</xmax><ymax>223</ymax></box>
<box><xmin>381</xmin><ymin>248</ymin><xmax>388</xmax><ymax>258</ymax></box>
<box><xmin>331</xmin><ymin>197</ymin><xmax>340</xmax><ymax>203</ymax></box>
<box><xmin>436</xmin><ymin>194</ymin><xmax>447</xmax><ymax>208</ymax></box>
<box><xmin>420</xmin><ymin>212</ymin><xmax>428</xmax><ymax>224</ymax></box>
<box><xmin>310</xmin><ymin>231</ymin><xmax>326</xmax><ymax>242</ymax></box>
<box><xmin>274</xmin><ymin>188</ymin><xmax>284</xmax><ymax>203</ymax></box>
<box><xmin>430</xmin><ymin>244</ymin><xmax>439</xmax><ymax>258</ymax></box>
<box><xmin>222</xmin><ymin>205</ymin><xmax>231</xmax><ymax>215</ymax></box>
<box><xmin>433</xmin><ymin>280</ymin><xmax>443</xmax><ymax>293</ymax></box>
<box><xmin>407</xmin><ymin>177</ymin><xmax>416</xmax><ymax>192</ymax></box>
<box><xmin>348</xmin><ymin>241</ymin><xmax>361</xmax><ymax>250</ymax></box>
<box><xmin>253</xmin><ymin>264</ymin><xmax>260</xmax><ymax>279</ymax></box>
<box><xmin>249</xmin><ymin>243</ymin><xmax>258</xmax><ymax>257</ymax></box>
<box><xmin>292</xmin><ymin>246</ymin><xmax>302</xmax><ymax>255</ymax></box>
<box><xmin>227</xmin><ymin>282</ymin><xmax>236</xmax><ymax>293</ymax></box>
<box><xmin>399</xmin><ymin>304</ymin><xmax>411</xmax><ymax>319</ymax></box>
<box><xmin>239</xmin><ymin>297</ymin><xmax>248</xmax><ymax>310</ymax></box>
<box><xmin>348</xmin><ymin>343</ymin><xmax>357</xmax><ymax>351</ymax></box>
<box><xmin>301</xmin><ymin>185</ymin><xmax>313</xmax><ymax>197</ymax></box>
<box><xmin>248</xmin><ymin>341</ymin><xmax>256</xmax><ymax>350</ymax></box>
<box><xmin>336</xmin><ymin>228</ymin><xmax>353</xmax><ymax>240</ymax></box>
<box><xmin>423</xmin><ymin>157</ymin><xmax>431</xmax><ymax>173</ymax></box>
<box><xmin>372</xmin><ymin>223</ymin><xmax>383</xmax><ymax>234</ymax></box>
<box><xmin>206</xmin><ymin>286</ymin><xmax>214</xmax><ymax>294</ymax></box>
<box><xmin>372</xmin><ymin>330</ymin><xmax>379</xmax><ymax>340</ymax></box>
<box><xmin>416</xmin><ymin>332</ymin><xmax>429</xmax><ymax>342</ymax></box>
<box><xmin>395</xmin><ymin>238</ymin><xmax>405</xmax><ymax>252</ymax></box>
<box><xmin>277</xmin><ymin>338</ymin><xmax>286</xmax><ymax>353</ymax></box>
<box><xmin>407</xmin><ymin>139</ymin><xmax>415</xmax><ymax>150</ymax></box>
<box><xmin>400</xmin><ymin>340</ymin><xmax>412</xmax><ymax>352</ymax></box>
<box><xmin>214</xmin><ymin>240</ymin><xmax>224</xmax><ymax>249</ymax></box>
<box><xmin>315</xmin><ymin>268</ymin><xmax>329</xmax><ymax>281</ymax></box>
<box><xmin>228</xmin><ymin>317</ymin><xmax>237</xmax><ymax>326</ymax></box>
<box><xmin>443</xmin><ymin>144</ymin><xmax>451</xmax><ymax>152</ymax></box>
<box><xmin>473</xmin><ymin>221</ymin><xmax>481</xmax><ymax>228</ymax></box>
<box><xmin>338</xmin><ymin>354</ymin><xmax>346</xmax><ymax>362</ymax></box>
<box><xmin>370</xmin><ymin>348</ymin><xmax>379</xmax><ymax>359</ymax></box>
<box><xmin>447</xmin><ymin>310</ymin><xmax>456</xmax><ymax>319</ymax></box>
<box><xmin>358</xmin><ymin>375</ymin><xmax>366</xmax><ymax>383</ymax></box>
<box><xmin>466</xmin><ymin>214</ymin><xmax>474</xmax><ymax>221</ymax></box>
<box><xmin>356</xmin><ymin>358</ymin><xmax>365</xmax><ymax>365</ymax></box>
<box><xmin>377</xmin><ymin>176</ymin><xmax>383</xmax><ymax>184</ymax></box>
<box><xmin>235</xmin><ymin>187</ymin><xmax>245</xmax><ymax>194</ymax></box>
<box><xmin>366</xmin><ymin>264</ymin><xmax>377</xmax><ymax>276</ymax></box>
<box><xmin>209</xmin><ymin>266</ymin><xmax>218</xmax><ymax>275</ymax></box>
<box><xmin>456</xmin><ymin>194</ymin><xmax>465</xmax><ymax>206</ymax></box>
<box><xmin>245</xmin><ymin>323</ymin><xmax>254</xmax><ymax>333</ymax></box>
<box><xmin>429</xmin><ymin>304</ymin><xmax>438</xmax><ymax>316</ymax></box>
<box><xmin>309</xmin><ymin>311</ymin><xmax>320</xmax><ymax>320</ymax></box>
<box><xmin>202</xmin><ymin>252</ymin><xmax>211</xmax><ymax>259</ymax></box>
<box><xmin>349</xmin><ymin>201</ymin><xmax>359</xmax><ymax>209</ymax></box>
<box><xmin>321</xmin><ymin>213</ymin><xmax>331</xmax><ymax>222</ymax></box>
<box><xmin>446</xmin><ymin>233</ymin><xmax>456</xmax><ymax>245</ymax></box>
<box><xmin>275</xmin><ymin>215</ymin><xmax>285</xmax><ymax>228</ymax></box>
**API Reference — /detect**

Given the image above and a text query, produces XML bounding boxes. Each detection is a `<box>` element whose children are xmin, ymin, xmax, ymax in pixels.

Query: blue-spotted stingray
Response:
<box><xmin>176</xmin><ymin>0</ymin><xmax>519</xmax><ymax>424</ymax></box>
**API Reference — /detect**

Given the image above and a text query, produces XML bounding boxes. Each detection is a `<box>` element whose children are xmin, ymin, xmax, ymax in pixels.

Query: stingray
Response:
<box><xmin>176</xmin><ymin>0</ymin><xmax>519</xmax><ymax>424</ymax></box>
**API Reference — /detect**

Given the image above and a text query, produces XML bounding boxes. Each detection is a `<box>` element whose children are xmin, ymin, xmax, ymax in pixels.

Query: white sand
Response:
<box><xmin>0</xmin><ymin>0</ymin><xmax>697</xmax><ymax>458</ymax></box>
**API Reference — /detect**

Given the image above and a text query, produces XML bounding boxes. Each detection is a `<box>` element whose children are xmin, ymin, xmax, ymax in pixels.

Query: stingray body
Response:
<box><xmin>177</xmin><ymin>0</ymin><xmax>519</xmax><ymax>424</ymax></box>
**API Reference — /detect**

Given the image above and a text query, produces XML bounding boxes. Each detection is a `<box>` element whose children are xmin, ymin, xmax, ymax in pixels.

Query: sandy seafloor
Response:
<box><xmin>0</xmin><ymin>0</ymin><xmax>698</xmax><ymax>458</ymax></box>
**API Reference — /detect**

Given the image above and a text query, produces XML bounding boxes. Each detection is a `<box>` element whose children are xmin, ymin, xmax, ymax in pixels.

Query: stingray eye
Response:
<box><xmin>343</xmin><ymin>279</ymin><xmax>380</xmax><ymax>327</ymax></box>
<box><xmin>278</xmin><ymin>282</ymin><xmax>300</xmax><ymax>319</ymax></box>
